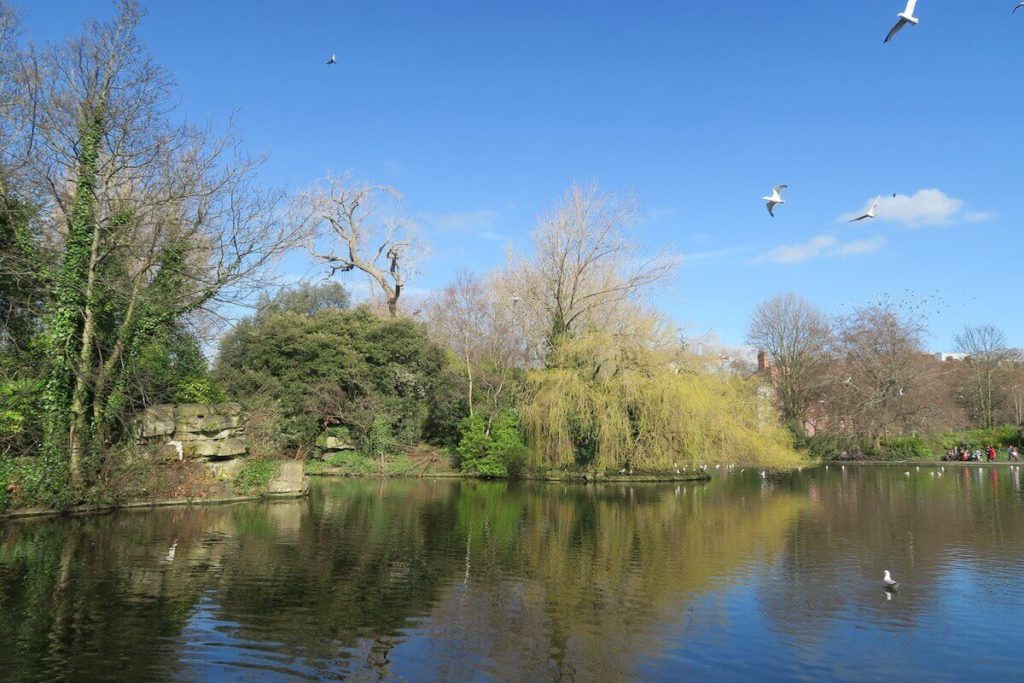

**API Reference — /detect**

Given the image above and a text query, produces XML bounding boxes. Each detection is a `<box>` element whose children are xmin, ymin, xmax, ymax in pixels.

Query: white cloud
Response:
<box><xmin>683</xmin><ymin>247</ymin><xmax>743</xmax><ymax>264</ymax></box>
<box><xmin>839</xmin><ymin>189</ymin><xmax>996</xmax><ymax>227</ymax></box>
<box><xmin>426</xmin><ymin>209</ymin><xmax>505</xmax><ymax>239</ymax></box>
<box><xmin>751</xmin><ymin>235</ymin><xmax>886</xmax><ymax>265</ymax></box>
<box><xmin>833</xmin><ymin>236</ymin><xmax>887</xmax><ymax>257</ymax></box>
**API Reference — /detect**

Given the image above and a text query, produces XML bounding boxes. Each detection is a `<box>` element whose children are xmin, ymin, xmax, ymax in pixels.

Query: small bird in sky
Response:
<box><xmin>884</xmin><ymin>0</ymin><xmax>920</xmax><ymax>44</ymax></box>
<box><xmin>849</xmin><ymin>198</ymin><xmax>879</xmax><ymax>223</ymax></box>
<box><xmin>763</xmin><ymin>184</ymin><xmax>788</xmax><ymax>217</ymax></box>
<box><xmin>1015</xmin><ymin>2</ymin><xmax>1024</xmax><ymax>13</ymax></box>
<box><xmin>326</xmin><ymin>54</ymin><xmax>337</xmax><ymax>65</ymax></box>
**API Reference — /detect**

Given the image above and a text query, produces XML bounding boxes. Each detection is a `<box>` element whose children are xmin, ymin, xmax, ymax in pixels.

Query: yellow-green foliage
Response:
<box><xmin>521</xmin><ymin>319</ymin><xmax>804</xmax><ymax>471</ymax></box>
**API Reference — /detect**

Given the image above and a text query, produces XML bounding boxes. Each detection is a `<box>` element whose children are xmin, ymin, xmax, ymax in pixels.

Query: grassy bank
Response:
<box><xmin>805</xmin><ymin>425</ymin><xmax>1024</xmax><ymax>462</ymax></box>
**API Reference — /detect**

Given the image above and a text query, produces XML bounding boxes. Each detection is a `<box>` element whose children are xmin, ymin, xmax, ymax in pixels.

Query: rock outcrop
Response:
<box><xmin>268</xmin><ymin>461</ymin><xmax>309</xmax><ymax>496</ymax></box>
<box><xmin>139</xmin><ymin>403</ymin><xmax>248</xmax><ymax>476</ymax></box>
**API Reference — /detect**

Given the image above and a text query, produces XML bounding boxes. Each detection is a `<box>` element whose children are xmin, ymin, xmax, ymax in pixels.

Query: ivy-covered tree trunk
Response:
<box><xmin>43</xmin><ymin>108</ymin><xmax>105</xmax><ymax>489</ymax></box>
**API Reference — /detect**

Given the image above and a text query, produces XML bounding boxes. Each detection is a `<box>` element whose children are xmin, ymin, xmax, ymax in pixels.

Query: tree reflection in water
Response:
<box><xmin>3</xmin><ymin>468</ymin><xmax>1024</xmax><ymax>680</ymax></box>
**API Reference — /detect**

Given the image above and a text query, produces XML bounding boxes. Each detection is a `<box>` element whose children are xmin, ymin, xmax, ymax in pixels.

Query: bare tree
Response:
<box><xmin>425</xmin><ymin>271</ymin><xmax>530</xmax><ymax>421</ymax></box>
<box><xmin>954</xmin><ymin>324</ymin><xmax>1013</xmax><ymax>429</ymax></box>
<box><xmin>830</xmin><ymin>299</ymin><xmax>947</xmax><ymax>448</ymax></box>
<box><xmin>507</xmin><ymin>182</ymin><xmax>679</xmax><ymax>353</ymax></box>
<box><xmin>297</xmin><ymin>174</ymin><xmax>425</xmax><ymax>318</ymax></box>
<box><xmin>746</xmin><ymin>292</ymin><xmax>831</xmax><ymax>429</ymax></box>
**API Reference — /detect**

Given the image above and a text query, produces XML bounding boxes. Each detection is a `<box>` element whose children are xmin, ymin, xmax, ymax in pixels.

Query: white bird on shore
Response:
<box><xmin>849</xmin><ymin>198</ymin><xmax>879</xmax><ymax>223</ymax></box>
<box><xmin>883</xmin><ymin>570</ymin><xmax>899</xmax><ymax>591</ymax></box>
<box><xmin>904</xmin><ymin>471</ymin><xmax>911</xmax><ymax>476</ymax></box>
<box><xmin>916</xmin><ymin>466</ymin><xmax>920</xmax><ymax>472</ymax></box>
<box><xmin>763</xmin><ymin>185</ymin><xmax>788</xmax><ymax>217</ymax></box>
<box><xmin>760</xmin><ymin>470</ymin><xmax>767</xmax><ymax>479</ymax></box>
<box><xmin>884</xmin><ymin>0</ymin><xmax>920</xmax><ymax>44</ymax></box>
<box><xmin>326</xmin><ymin>54</ymin><xmax>337</xmax><ymax>65</ymax></box>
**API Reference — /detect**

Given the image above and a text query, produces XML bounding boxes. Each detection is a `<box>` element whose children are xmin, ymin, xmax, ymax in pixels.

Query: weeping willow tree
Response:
<box><xmin>521</xmin><ymin>317</ymin><xmax>803</xmax><ymax>471</ymax></box>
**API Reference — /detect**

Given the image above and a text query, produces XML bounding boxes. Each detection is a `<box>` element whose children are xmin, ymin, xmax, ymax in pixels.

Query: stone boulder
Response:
<box><xmin>140</xmin><ymin>404</ymin><xmax>175</xmax><ymax>438</ymax></box>
<box><xmin>268</xmin><ymin>461</ymin><xmax>309</xmax><ymax>496</ymax></box>
<box><xmin>138</xmin><ymin>402</ymin><xmax>249</xmax><ymax>466</ymax></box>
<box><xmin>175</xmin><ymin>403</ymin><xmax>243</xmax><ymax>434</ymax></box>
<box><xmin>321</xmin><ymin>436</ymin><xmax>355</xmax><ymax>451</ymax></box>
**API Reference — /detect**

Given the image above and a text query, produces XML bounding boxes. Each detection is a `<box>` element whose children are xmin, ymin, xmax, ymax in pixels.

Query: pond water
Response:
<box><xmin>2</xmin><ymin>466</ymin><xmax>1024</xmax><ymax>681</ymax></box>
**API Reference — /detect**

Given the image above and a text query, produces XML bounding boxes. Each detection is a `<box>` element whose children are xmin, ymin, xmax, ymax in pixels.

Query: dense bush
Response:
<box><xmin>456</xmin><ymin>412</ymin><xmax>529</xmax><ymax>478</ymax></box>
<box><xmin>215</xmin><ymin>291</ymin><xmax>455</xmax><ymax>451</ymax></box>
<box><xmin>878</xmin><ymin>435</ymin><xmax>930</xmax><ymax>460</ymax></box>
<box><xmin>927</xmin><ymin>426</ymin><xmax>1022</xmax><ymax>454</ymax></box>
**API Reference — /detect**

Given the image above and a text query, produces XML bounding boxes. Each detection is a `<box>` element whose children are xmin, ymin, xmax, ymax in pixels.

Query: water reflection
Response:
<box><xmin>2</xmin><ymin>468</ymin><xmax>1024</xmax><ymax>680</ymax></box>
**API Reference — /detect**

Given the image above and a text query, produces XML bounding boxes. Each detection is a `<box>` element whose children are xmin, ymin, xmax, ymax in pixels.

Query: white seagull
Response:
<box><xmin>326</xmin><ymin>54</ymin><xmax>337</xmax><ymax>65</ymax></box>
<box><xmin>763</xmin><ymin>185</ymin><xmax>788</xmax><ymax>217</ymax></box>
<box><xmin>884</xmin><ymin>0</ymin><xmax>920</xmax><ymax>44</ymax></box>
<box><xmin>849</xmin><ymin>198</ymin><xmax>879</xmax><ymax>223</ymax></box>
<box><xmin>883</xmin><ymin>570</ymin><xmax>899</xmax><ymax>591</ymax></box>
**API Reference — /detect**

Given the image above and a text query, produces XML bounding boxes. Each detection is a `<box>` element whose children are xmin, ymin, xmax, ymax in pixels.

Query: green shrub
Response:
<box><xmin>385</xmin><ymin>454</ymin><xmax>418</xmax><ymax>477</ymax></box>
<box><xmin>928</xmin><ymin>426</ymin><xmax>1021</xmax><ymax>454</ymax></box>
<box><xmin>234</xmin><ymin>460</ymin><xmax>280</xmax><ymax>494</ymax></box>
<box><xmin>456</xmin><ymin>411</ymin><xmax>528</xmax><ymax>478</ymax></box>
<box><xmin>461</xmin><ymin>453</ymin><xmax>508</xmax><ymax>478</ymax></box>
<box><xmin>361</xmin><ymin>416</ymin><xmax>400</xmax><ymax>464</ymax></box>
<box><xmin>879</xmin><ymin>435</ymin><xmax>930</xmax><ymax>460</ymax></box>
<box><xmin>456</xmin><ymin>415</ymin><xmax>491</xmax><ymax>463</ymax></box>
<box><xmin>487</xmin><ymin>411</ymin><xmax>528</xmax><ymax>477</ymax></box>
<box><xmin>214</xmin><ymin>304</ymin><xmax>455</xmax><ymax>450</ymax></box>
<box><xmin>324</xmin><ymin>450</ymin><xmax>376</xmax><ymax>473</ymax></box>
<box><xmin>0</xmin><ymin>453</ymin><xmax>72</xmax><ymax>512</ymax></box>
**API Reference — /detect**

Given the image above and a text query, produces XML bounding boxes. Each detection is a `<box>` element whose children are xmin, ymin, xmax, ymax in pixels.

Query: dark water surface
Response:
<box><xmin>3</xmin><ymin>466</ymin><xmax>1024</xmax><ymax>681</ymax></box>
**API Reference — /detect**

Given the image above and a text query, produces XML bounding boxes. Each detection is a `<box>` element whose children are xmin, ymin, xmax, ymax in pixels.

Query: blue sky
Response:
<box><xmin>20</xmin><ymin>1</ymin><xmax>1024</xmax><ymax>349</ymax></box>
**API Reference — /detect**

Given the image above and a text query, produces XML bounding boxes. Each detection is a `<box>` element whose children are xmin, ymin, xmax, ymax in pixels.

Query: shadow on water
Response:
<box><xmin>2</xmin><ymin>467</ymin><xmax>1024</xmax><ymax>680</ymax></box>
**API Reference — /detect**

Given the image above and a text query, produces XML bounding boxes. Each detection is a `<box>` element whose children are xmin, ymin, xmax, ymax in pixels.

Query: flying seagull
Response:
<box><xmin>326</xmin><ymin>54</ymin><xmax>337</xmax><ymax>65</ymax></box>
<box><xmin>849</xmin><ymin>198</ymin><xmax>879</xmax><ymax>223</ymax></box>
<box><xmin>884</xmin><ymin>0</ymin><xmax>919</xmax><ymax>44</ymax></box>
<box><xmin>763</xmin><ymin>185</ymin><xmax>788</xmax><ymax>217</ymax></box>
<box><xmin>883</xmin><ymin>570</ymin><xmax>899</xmax><ymax>591</ymax></box>
<box><xmin>1015</xmin><ymin>2</ymin><xmax>1024</xmax><ymax>13</ymax></box>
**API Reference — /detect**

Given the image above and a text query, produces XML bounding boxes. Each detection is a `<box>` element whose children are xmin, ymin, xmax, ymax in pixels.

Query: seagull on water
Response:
<box><xmin>849</xmin><ymin>198</ymin><xmax>879</xmax><ymax>223</ymax></box>
<box><xmin>763</xmin><ymin>185</ymin><xmax>788</xmax><ymax>217</ymax></box>
<box><xmin>326</xmin><ymin>54</ymin><xmax>337</xmax><ymax>65</ymax></box>
<box><xmin>760</xmin><ymin>470</ymin><xmax>767</xmax><ymax>479</ymax></box>
<box><xmin>884</xmin><ymin>0</ymin><xmax>919</xmax><ymax>44</ymax></box>
<box><xmin>883</xmin><ymin>570</ymin><xmax>899</xmax><ymax>591</ymax></box>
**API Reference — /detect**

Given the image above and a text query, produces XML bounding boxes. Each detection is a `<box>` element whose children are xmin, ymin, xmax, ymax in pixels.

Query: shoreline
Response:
<box><xmin>309</xmin><ymin>467</ymin><xmax>712</xmax><ymax>483</ymax></box>
<box><xmin>0</xmin><ymin>488</ymin><xmax>309</xmax><ymax>522</ymax></box>
<box><xmin>825</xmin><ymin>460</ymin><xmax>1021</xmax><ymax>468</ymax></box>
